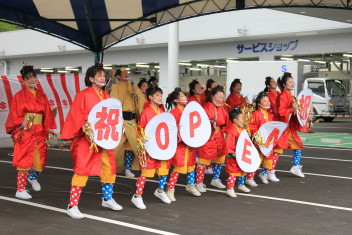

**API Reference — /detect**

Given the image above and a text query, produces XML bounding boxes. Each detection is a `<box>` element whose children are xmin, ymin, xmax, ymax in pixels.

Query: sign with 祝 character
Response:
<box><xmin>297</xmin><ymin>89</ymin><xmax>313</xmax><ymax>127</ymax></box>
<box><xmin>88</xmin><ymin>98</ymin><xmax>123</xmax><ymax>149</ymax></box>
<box><xmin>236</xmin><ymin>130</ymin><xmax>261</xmax><ymax>172</ymax></box>
<box><xmin>179</xmin><ymin>101</ymin><xmax>211</xmax><ymax>148</ymax></box>
<box><xmin>258</xmin><ymin>121</ymin><xmax>288</xmax><ymax>157</ymax></box>
<box><xmin>145</xmin><ymin>113</ymin><xmax>178</xmax><ymax>160</ymax></box>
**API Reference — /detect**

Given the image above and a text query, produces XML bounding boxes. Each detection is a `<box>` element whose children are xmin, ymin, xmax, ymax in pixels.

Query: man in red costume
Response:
<box><xmin>5</xmin><ymin>65</ymin><xmax>56</xmax><ymax>200</ymax></box>
<box><xmin>61</xmin><ymin>64</ymin><xmax>123</xmax><ymax>219</ymax></box>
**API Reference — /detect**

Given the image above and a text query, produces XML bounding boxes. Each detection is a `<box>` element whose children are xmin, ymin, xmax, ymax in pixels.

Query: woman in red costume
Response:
<box><xmin>196</xmin><ymin>86</ymin><xmax>229</xmax><ymax>193</ymax></box>
<box><xmin>187</xmin><ymin>80</ymin><xmax>205</xmax><ymax>105</ymax></box>
<box><xmin>246</xmin><ymin>92</ymin><xmax>281</xmax><ymax>187</ymax></box>
<box><xmin>264</xmin><ymin>76</ymin><xmax>280</xmax><ymax>119</ymax></box>
<box><xmin>165</xmin><ymin>88</ymin><xmax>201</xmax><ymax>201</ymax></box>
<box><xmin>5</xmin><ymin>65</ymin><xmax>56</xmax><ymax>200</ymax></box>
<box><xmin>226</xmin><ymin>79</ymin><xmax>246</xmax><ymax>110</ymax></box>
<box><xmin>61</xmin><ymin>64</ymin><xmax>123</xmax><ymax>219</ymax></box>
<box><xmin>277</xmin><ymin>73</ymin><xmax>305</xmax><ymax>178</ymax></box>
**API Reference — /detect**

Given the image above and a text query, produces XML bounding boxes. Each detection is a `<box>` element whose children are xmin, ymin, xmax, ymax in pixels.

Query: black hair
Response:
<box><xmin>166</xmin><ymin>87</ymin><xmax>184</xmax><ymax>111</ymax></box>
<box><xmin>84</xmin><ymin>63</ymin><xmax>106</xmax><ymax>87</ymax></box>
<box><xmin>115</xmin><ymin>68</ymin><xmax>122</xmax><ymax>77</ymax></box>
<box><xmin>255</xmin><ymin>91</ymin><xmax>269</xmax><ymax>110</ymax></box>
<box><xmin>148</xmin><ymin>76</ymin><xmax>158</xmax><ymax>86</ymax></box>
<box><xmin>146</xmin><ymin>85</ymin><xmax>163</xmax><ymax>101</ymax></box>
<box><xmin>206</xmin><ymin>85</ymin><xmax>224</xmax><ymax>103</ymax></box>
<box><xmin>229</xmin><ymin>78</ymin><xmax>242</xmax><ymax>93</ymax></box>
<box><xmin>264</xmin><ymin>76</ymin><xmax>273</xmax><ymax>92</ymax></box>
<box><xmin>137</xmin><ymin>78</ymin><xmax>148</xmax><ymax>89</ymax></box>
<box><xmin>20</xmin><ymin>65</ymin><xmax>36</xmax><ymax>81</ymax></box>
<box><xmin>204</xmin><ymin>79</ymin><xmax>216</xmax><ymax>97</ymax></box>
<box><xmin>188</xmin><ymin>79</ymin><xmax>200</xmax><ymax>96</ymax></box>
<box><xmin>229</xmin><ymin>108</ymin><xmax>243</xmax><ymax>122</ymax></box>
<box><xmin>277</xmin><ymin>72</ymin><xmax>292</xmax><ymax>91</ymax></box>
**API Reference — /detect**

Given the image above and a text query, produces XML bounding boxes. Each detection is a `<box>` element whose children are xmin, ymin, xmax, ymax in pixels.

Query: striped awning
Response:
<box><xmin>0</xmin><ymin>0</ymin><xmax>351</xmax><ymax>53</ymax></box>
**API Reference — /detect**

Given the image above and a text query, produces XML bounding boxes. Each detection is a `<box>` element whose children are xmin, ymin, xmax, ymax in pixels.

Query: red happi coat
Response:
<box><xmin>169</xmin><ymin>106</ymin><xmax>196</xmax><ymax>167</ymax></box>
<box><xmin>226</xmin><ymin>92</ymin><xmax>245</xmax><ymax>110</ymax></box>
<box><xmin>187</xmin><ymin>93</ymin><xmax>205</xmax><ymax>106</ymax></box>
<box><xmin>225</xmin><ymin>124</ymin><xmax>246</xmax><ymax>174</ymax></box>
<box><xmin>247</xmin><ymin>108</ymin><xmax>277</xmax><ymax>135</ymax></box>
<box><xmin>5</xmin><ymin>88</ymin><xmax>56</xmax><ymax>169</ymax></box>
<box><xmin>277</xmin><ymin>89</ymin><xmax>303</xmax><ymax>149</ymax></box>
<box><xmin>267</xmin><ymin>89</ymin><xmax>280</xmax><ymax>119</ymax></box>
<box><xmin>60</xmin><ymin>87</ymin><xmax>116</xmax><ymax>176</ymax></box>
<box><xmin>139</xmin><ymin>104</ymin><xmax>170</xmax><ymax>169</ymax></box>
<box><xmin>198</xmin><ymin>102</ymin><xmax>229</xmax><ymax>160</ymax></box>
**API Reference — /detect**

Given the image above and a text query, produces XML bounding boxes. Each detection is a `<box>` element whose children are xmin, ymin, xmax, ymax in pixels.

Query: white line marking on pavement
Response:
<box><xmin>0</xmin><ymin>196</ymin><xmax>179</xmax><ymax>235</ymax></box>
<box><xmin>303</xmin><ymin>145</ymin><xmax>352</xmax><ymax>150</ymax></box>
<box><xmin>281</xmin><ymin>155</ymin><xmax>352</xmax><ymax>162</ymax></box>
<box><xmin>275</xmin><ymin>170</ymin><xmax>352</xmax><ymax>180</ymax></box>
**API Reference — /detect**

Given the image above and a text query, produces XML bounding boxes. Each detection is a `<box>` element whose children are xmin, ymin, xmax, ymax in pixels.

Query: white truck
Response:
<box><xmin>226</xmin><ymin>61</ymin><xmax>349</xmax><ymax>122</ymax></box>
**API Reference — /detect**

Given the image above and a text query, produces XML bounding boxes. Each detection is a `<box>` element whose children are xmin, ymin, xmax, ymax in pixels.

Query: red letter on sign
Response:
<box><xmin>189</xmin><ymin>111</ymin><xmax>201</xmax><ymax>138</ymax></box>
<box><xmin>265</xmin><ymin>128</ymin><xmax>280</xmax><ymax>148</ymax></box>
<box><xmin>156</xmin><ymin>122</ymin><xmax>169</xmax><ymax>150</ymax></box>
<box><xmin>242</xmin><ymin>139</ymin><xmax>252</xmax><ymax>164</ymax></box>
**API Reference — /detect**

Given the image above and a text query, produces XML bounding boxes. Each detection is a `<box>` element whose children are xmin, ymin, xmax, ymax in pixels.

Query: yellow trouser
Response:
<box><xmin>288</xmin><ymin>131</ymin><xmax>303</xmax><ymax>150</ymax></box>
<box><xmin>17</xmin><ymin>145</ymin><xmax>43</xmax><ymax>172</ymax></box>
<box><xmin>260</xmin><ymin>153</ymin><xmax>273</xmax><ymax>170</ymax></box>
<box><xmin>173</xmin><ymin>147</ymin><xmax>196</xmax><ymax>174</ymax></box>
<box><xmin>71</xmin><ymin>150</ymin><xmax>116</xmax><ymax>187</ymax></box>
<box><xmin>141</xmin><ymin>160</ymin><xmax>169</xmax><ymax>178</ymax></box>
<box><xmin>114</xmin><ymin>120</ymin><xmax>140</xmax><ymax>172</ymax></box>
<box><xmin>198</xmin><ymin>155</ymin><xmax>225</xmax><ymax>166</ymax></box>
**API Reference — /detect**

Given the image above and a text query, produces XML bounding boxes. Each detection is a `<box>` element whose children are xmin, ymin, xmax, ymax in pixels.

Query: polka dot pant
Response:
<box><xmin>102</xmin><ymin>183</ymin><xmax>114</xmax><ymax>201</ymax></box>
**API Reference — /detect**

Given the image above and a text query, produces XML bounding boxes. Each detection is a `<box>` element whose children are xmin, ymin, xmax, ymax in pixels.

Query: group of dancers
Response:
<box><xmin>5</xmin><ymin>64</ymin><xmax>305</xmax><ymax>219</ymax></box>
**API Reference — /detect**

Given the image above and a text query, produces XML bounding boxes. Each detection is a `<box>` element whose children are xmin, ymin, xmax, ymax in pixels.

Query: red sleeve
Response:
<box><xmin>226</xmin><ymin>127</ymin><xmax>238</xmax><ymax>154</ymax></box>
<box><xmin>247</xmin><ymin>111</ymin><xmax>260</xmax><ymax>135</ymax></box>
<box><xmin>60</xmin><ymin>91</ymin><xmax>89</xmax><ymax>140</ymax></box>
<box><xmin>278</xmin><ymin>90</ymin><xmax>293</xmax><ymax>123</ymax></box>
<box><xmin>5</xmin><ymin>93</ymin><xmax>24</xmax><ymax>134</ymax></box>
<box><xmin>170</xmin><ymin>108</ymin><xmax>183</xmax><ymax>143</ymax></box>
<box><xmin>40</xmin><ymin>90</ymin><xmax>57</xmax><ymax>130</ymax></box>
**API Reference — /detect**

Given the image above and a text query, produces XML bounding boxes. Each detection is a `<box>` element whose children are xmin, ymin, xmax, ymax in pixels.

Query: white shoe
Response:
<box><xmin>67</xmin><ymin>206</ymin><xmax>84</xmax><ymax>219</ymax></box>
<box><xmin>186</xmin><ymin>185</ymin><xmax>201</xmax><ymax>196</ymax></box>
<box><xmin>166</xmin><ymin>189</ymin><xmax>176</xmax><ymax>202</ymax></box>
<box><xmin>211</xmin><ymin>179</ymin><xmax>226</xmax><ymax>189</ymax></box>
<box><xmin>205</xmin><ymin>168</ymin><xmax>213</xmax><ymax>174</ymax></box>
<box><xmin>125</xmin><ymin>170</ymin><xmax>135</xmax><ymax>178</ymax></box>
<box><xmin>245</xmin><ymin>179</ymin><xmax>258</xmax><ymax>187</ymax></box>
<box><xmin>102</xmin><ymin>198</ymin><xmax>123</xmax><ymax>211</ymax></box>
<box><xmin>15</xmin><ymin>190</ymin><xmax>32</xmax><ymax>200</ymax></box>
<box><xmin>258</xmin><ymin>172</ymin><xmax>269</xmax><ymax>184</ymax></box>
<box><xmin>238</xmin><ymin>185</ymin><xmax>251</xmax><ymax>193</ymax></box>
<box><xmin>131</xmin><ymin>195</ymin><xmax>146</xmax><ymax>209</ymax></box>
<box><xmin>290</xmin><ymin>165</ymin><xmax>305</xmax><ymax>178</ymax></box>
<box><xmin>267</xmin><ymin>171</ymin><xmax>280</xmax><ymax>182</ymax></box>
<box><xmin>154</xmin><ymin>189</ymin><xmax>171</xmax><ymax>204</ymax></box>
<box><xmin>226</xmin><ymin>189</ymin><xmax>237</xmax><ymax>198</ymax></box>
<box><xmin>196</xmin><ymin>183</ymin><xmax>206</xmax><ymax>193</ymax></box>
<box><xmin>28</xmin><ymin>179</ymin><xmax>41</xmax><ymax>191</ymax></box>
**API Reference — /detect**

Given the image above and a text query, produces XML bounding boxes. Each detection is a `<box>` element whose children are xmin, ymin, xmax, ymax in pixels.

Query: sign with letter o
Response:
<box><xmin>88</xmin><ymin>98</ymin><xmax>123</xmax><ymax>149</ymax></box>
<box><xmin>145</xmin><ymin>113</ymin><xmax>177</xmax><ymax>160</ymax></box>
<box><xmin>179</xmin><ymin>101</ymin><xmax>211</xmax><ymax>148</ymax></box>
<box><xmin>236</xmin><ymin>130</ymin><xmax>261</xmax><ymax>172</ymax></box>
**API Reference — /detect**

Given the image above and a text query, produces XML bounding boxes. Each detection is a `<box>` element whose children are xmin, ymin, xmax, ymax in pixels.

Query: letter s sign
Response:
<box><xmin>281</xmin><ymin>65</ymin><xmax>287</xmax><ymax>73</ymax></box>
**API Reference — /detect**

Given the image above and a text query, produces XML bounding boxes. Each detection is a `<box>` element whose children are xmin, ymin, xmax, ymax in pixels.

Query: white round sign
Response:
<box><xmin>179</xmin><ymin>101</ymin><xmax>211</xmax><ymax>148</ymax></box>
<box><xmin>235</xmin><ymin>130</ymin><xmax>261</xmax><ymax>172</ymax></box>
<box><xmin>88</xmin><ymin>98</ymin><xmax>123</xmax><ymax>150</ymax></box>
<box><xmin>297</xmin><ymin>89</ymin><xmax>313</xmax><ymax>127</ymax></box>
<box><xmin>145</xmin><ymin>113</ymin><xmax>177</xmax><ymax>160</ymax></box>
<box><xmin>258</xmin><ymin>121</ymin><xmax>288</xmax><ymax>157</ymax></box>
